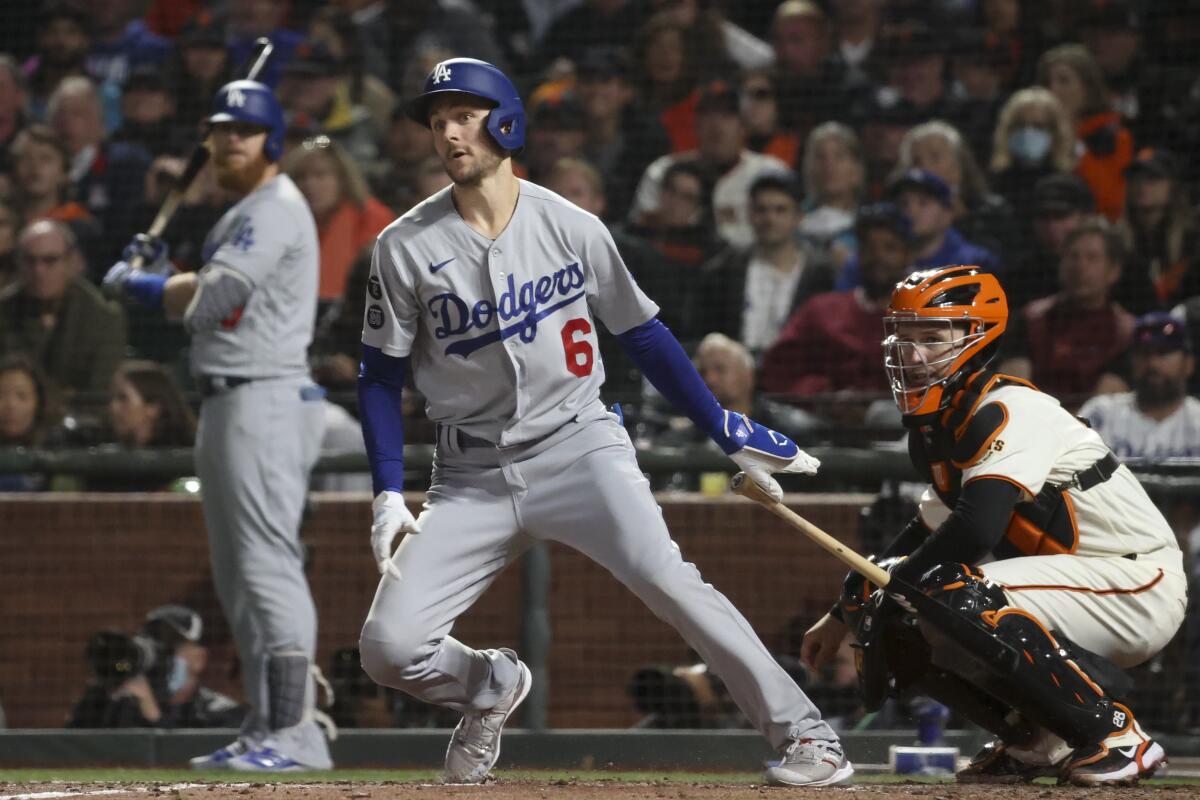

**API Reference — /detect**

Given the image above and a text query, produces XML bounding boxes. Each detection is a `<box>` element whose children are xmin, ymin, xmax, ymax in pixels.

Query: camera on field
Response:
<box><xmin>84</xmin><ymin>629</ymin><xmax>166</xmax><ymax>688</ymax></box>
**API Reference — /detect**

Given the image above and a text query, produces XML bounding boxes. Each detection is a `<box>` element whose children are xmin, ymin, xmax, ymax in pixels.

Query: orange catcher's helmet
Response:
<box><xmin>882</xmin><ymin>265</ymin><xmax>1009</xmax><ymax>416</ymax></box>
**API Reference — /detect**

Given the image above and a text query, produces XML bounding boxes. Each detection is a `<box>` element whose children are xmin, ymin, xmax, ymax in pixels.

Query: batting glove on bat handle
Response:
<box><xmin>371</xmin><ymin>490</ymin><xmax>421</xmax><ymax>581</ymax></box>
<box><xmin>725</xmin><ymin>412</ymin><xmax>820</xmax><ymax>503</ymax></box>
<box><xmin>122</xmin><ymin>233</ymin><xmax>172</xmax><ymax>274</ymax></box>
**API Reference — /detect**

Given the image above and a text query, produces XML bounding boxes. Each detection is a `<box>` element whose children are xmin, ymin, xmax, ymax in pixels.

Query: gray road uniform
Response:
<box><xmin>358</xmin><ymin>181</ymin><xmax>834</xmax><ymax>747</ymax></box>
<box><xmin>188</xmin><ymin>174</ymin><xmax>330</xmax><ymax>768</ymax></box>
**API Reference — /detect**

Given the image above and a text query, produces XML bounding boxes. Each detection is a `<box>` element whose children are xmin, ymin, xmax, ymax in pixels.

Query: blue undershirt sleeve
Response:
<box><xmin>615</xmin><ymin>317</ymin><xmax>728</xmax><ymax>447</ymax></box>
<box><xmin>357</xmin><ymin>344</ymin><xmax>408</xmax><ymax>495</ymax></box>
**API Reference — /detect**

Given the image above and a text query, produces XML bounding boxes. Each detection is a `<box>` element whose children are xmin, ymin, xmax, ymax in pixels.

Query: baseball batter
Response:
<box><xmin>803</xmin><ymin>266</ymin><xmax>1187</xmax><ymax>786</ymax></box>
<box><xmin>104</xmin><ymin>81</ymin><xmax>331</xmax><ymax>772</ymax></box>
<box><xmin>356</xmin><ymin>58</ymin><xmax>851</xmax><ymax>787</ymax></box>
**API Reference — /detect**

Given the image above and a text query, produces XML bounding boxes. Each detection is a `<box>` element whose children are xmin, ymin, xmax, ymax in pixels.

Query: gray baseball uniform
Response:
<box><xmin>358</xmin><ymin>181</ymin><xmax>833</xmax><ymax>746</ymax></box>
<box><xmin>190</xmin><ymin>174</ymin><xmax>330</xmax><ymax>768</ymax></box>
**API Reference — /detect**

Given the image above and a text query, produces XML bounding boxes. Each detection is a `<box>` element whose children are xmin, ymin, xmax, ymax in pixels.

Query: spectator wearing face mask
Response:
<box><xmin>989</xmin><ymin>87</ymin><xmax>1079</xmax><ymax>221</ymax></box>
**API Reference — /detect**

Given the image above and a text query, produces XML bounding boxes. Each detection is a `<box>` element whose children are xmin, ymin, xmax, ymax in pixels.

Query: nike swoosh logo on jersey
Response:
<box><xmin>1117</xmin><ymin>746</ymin><xmax>1139</xmax><ymax>758</ymax></box>
<box><xmin>445</xmin><ymin>290</ymin><xmax>586</xmax><ymax>358</ymax></box>
<box><xmin>429</xmin><ymin>257</ymin><xmax>456</xmax><ymax>274</ymax></box>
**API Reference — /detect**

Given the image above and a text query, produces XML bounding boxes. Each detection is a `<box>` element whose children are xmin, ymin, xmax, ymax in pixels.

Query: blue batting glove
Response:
<box><xmin>102</xmin><ymin>259</ymin><xmax>134</xmax><ymax>298</ymax></box>
<box><xmin>102</xmin><ymin>259</ymin><xmax>168</xmax><ymax>309</ymax></box>
<box><xmin>122</xmin><ymin>233</ymin><xmax>171</xmax><ymax>274</ymax></box>
<box><xmin>719</xmin><ymin>411</ymin><xmax>820</xmax><ymax>502</ymax></box>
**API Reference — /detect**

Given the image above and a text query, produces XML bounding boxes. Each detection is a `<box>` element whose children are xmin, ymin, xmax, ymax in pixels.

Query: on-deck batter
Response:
<box><xmin>104</xmin><ymin>80</ymin><xmax>331</xmax><ymax>772</ymax></box>
<box><xmin>356</xmin><ymin>58</ymin><xmax>851</xmax><ymax>787</ymax></box>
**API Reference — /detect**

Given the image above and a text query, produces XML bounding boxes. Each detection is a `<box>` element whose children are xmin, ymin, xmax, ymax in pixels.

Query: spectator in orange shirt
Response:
<box><xmin>283</xmin><ymin>135</ymin><xmax>394</xmax><ymax>307</ymax></box>
<box><xmin>1038</xmin><ymin>44</ymin><xmax>1133</xmax><ymax>221</ymax></box>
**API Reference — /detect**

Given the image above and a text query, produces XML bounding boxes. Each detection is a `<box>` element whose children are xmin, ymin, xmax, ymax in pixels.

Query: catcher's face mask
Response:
<box><xmin>883</xmin><ymin>316</ymin><xmax>982</xmax><ymax>415</ymax></box>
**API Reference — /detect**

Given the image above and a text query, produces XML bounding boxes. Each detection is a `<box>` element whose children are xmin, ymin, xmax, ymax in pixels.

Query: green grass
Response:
<box><xmin>0</xmin><ymin>768</ymin><xmax>1196</xmax><ymax>786</ymax></box>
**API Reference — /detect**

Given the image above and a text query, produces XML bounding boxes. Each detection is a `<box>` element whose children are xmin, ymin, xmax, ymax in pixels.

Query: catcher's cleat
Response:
<box><xmin>1059</xmin><ymin>708</ymin><xmax>1166</xmax><ymax>787</ymax></box>
<box><xmin>956</xmin><ymin>739</ymin><xmax>1062</xmax><ymax>784</ymax></box>
<box><xmin>763</xmin><ymin>738</ymin><xmax>854</xmax><ymax>787</ymax></box>
<box><xmin>442</xmin><ymin>648</ymin><xmax>532</xmax><ymax>784</ymax></box>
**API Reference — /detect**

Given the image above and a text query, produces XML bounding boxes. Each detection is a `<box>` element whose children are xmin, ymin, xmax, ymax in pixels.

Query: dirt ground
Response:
<box><xmin>2</xmin><ymin>781</ymin><xmax>1196</xmax><ymax>800</ymax></box>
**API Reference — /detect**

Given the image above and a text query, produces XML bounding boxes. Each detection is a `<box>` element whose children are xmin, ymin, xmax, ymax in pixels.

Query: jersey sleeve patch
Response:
<box><xmin>952</xmin><ymin>401</ymin><xmax>1008</xmax><ymax>470</ymax></box>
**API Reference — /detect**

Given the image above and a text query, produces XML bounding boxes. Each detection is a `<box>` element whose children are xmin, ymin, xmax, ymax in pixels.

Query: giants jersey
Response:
<box><xmin>190</xmin><ymin>174</ymin><xmax>319</xmax><ymax>378</ymax></box>
<box><xmin>363</xmin><ymin>181</ymin><xmax>659</xmax><ymax>445</ymax></box>
<box><xmin>913</xmin><ymin>381</ymin><xmax>1178</xmax><ymax>560</ymax></box>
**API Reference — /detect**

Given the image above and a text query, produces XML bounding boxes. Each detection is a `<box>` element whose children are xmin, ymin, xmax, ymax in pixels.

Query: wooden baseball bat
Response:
<box><xmin>129</xmin><ymin>37</ymin><xmax>275</xmax><ymax>269</ymax></box>
<box><xmin>730</xmin><ymin>471</ymin><xmax>890</xmax><ymax>586</ymax></box>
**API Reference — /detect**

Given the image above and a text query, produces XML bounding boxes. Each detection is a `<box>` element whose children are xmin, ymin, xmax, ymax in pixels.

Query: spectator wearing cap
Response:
<box><xmin>999</xmin><ymin>217</ymin><xmax>1135</xmax><ymax>404</ymax></box>
<box><xmin>618</xmin><ymin>160</ymin><xmax>720</xmax><ymax>343</ymax></box>
<box><xmin>836</xmin><ymin>169</ymin><xmax>999</xmax><ymax>290</ymax></box>
<box><xmin>85</xmin><ymin>0</ymin><xmax>172</xmax><ymax>90</ymax></box>
<box><xmin>1113</xmin><ymin>148</ymin><xmax>1200</xmax><ymax>315</ymax></box>
<box><xmin>112</xmin><ymin>67</ymin><xmax>188</xmax><ymax>158</ymax></box>
<box><xmin>630</xmin><ymin>80</ymin><xmax>788</xmax><ymax>248</ymax></box>
<box><xmin>1004</xmin><ymin>174</ymin><xmax>1095</xmax><ymax>310</ymax></box>
<box><xmin>574</xmin><ymin>47</ymin><xmax>670</xmax><ymax>222</ymax></box>
<box><xmin>278</xmin><ymin>41</ymin><xmax>378</xmax><ymax>164</ymax></box>
<box><xmin>537</xmin><ymin>0</ymin><xmax>647</xmax><ymax>75</ymax></box>
<box><xmin>770</xmin><ymin>1</ymin><xmax>854</xmax><ymax>143</ymax></box>
<box><xmin>523</xmin><ymin>97</ymin><xmax>589</xmax><ymax>184</ymax></box>
<box><xmin>988</xmin><ymin>87</ymin><xmax>1080</xmax><ymax>218</ymax></box>
<box><xmin>828</xmin><ymin>0</ymin><xmax>886</xmax><ymax>90</ymax></box>
<box><xmin>307</xmin><ymin>7</ymin><xmax>397</xmax><ymax>146</ymax></box>
<box><xmin>23</xmin><ymin>4</ymin><xmax>91</xmax><ymax>124</ymax></box>
<box><xmin>799</xmin><ymin>123</ymin><xmax>864</xmax><ymax>261</ymax></box>
<box><xmin>227</xmin><ymin>0</ymin><xmax>305</xmax><ymax>90</ymax></box>
<box><xmin>948</xmin><ymin>27</ymin><xmax>1014</xmax><ymax>165</ymax></box>
<box><xmin>872</xmin><ymin>18</ymin><xmax>963</xmax><ymax>127</ymax></box>
<box><xmin>739</xmin><ymin>69</ymin><xmax>801</xmax><ymax>169</ymax></box>
<box><xmin>976</xmin><ymin>0</ymin><xmax>1045</xmax><ymax>88</ymax></box>
<box><xmin>857</xmin><ymin>90</ymin><xmax>921</xmax><ymax>201</ymax></box>
<box><xmin>282</xmin><ymin>136</ymin><xmax>394</xmax><ymax>306</ymax></box>
<box><xmin>1079</xmin><ymin>313</ymin><xmax>1200</xmax><ymax>459</ymax></box>
<box><xmin>0</xmin><ymin>220</ymin><xmax>127</xmax><ymax>398</ymax></box>
<box><xmin>1075</xmin><ymin>0</ymin><xmax>1165</xmax><ymax>147</ymax></box>
<box><xmin>696</xmin><ymin>171</ymin><xmax>835</xmax><ymax>358</ymax></box>
<box><xmin>894</xmin><ymin>120</ymin><xmax>1017</xmax><ymax>268</ymax></box>
<box><xmin>167</xmin><ymin>13</ymin><xmax>232</xmax><ymax>134</ymax></box>
<box><xmin>1037</xmin><ymin>44</ymin><xmax>1133</xmax><ymax>221</ymax></box>
<box><xmin>760</xmin><ymin>202</ymin><xmax>914</xmax><ymax>405</ymax></box>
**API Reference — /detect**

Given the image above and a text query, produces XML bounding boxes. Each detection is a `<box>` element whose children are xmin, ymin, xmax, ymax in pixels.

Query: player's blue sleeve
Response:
<box><xmin>615</xmin><ymin>318</ymin><xmax>731</xmax><ymax>449</ymax></box>
<box><xmin>357</xmin><ymin>344</ymin><xmax>408</xmax><ymax>495</ymax></box>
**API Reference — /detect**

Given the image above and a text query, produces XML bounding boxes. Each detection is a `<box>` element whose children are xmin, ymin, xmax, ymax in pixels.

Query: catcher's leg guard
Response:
<box><xmin>266</xmin><ymin>651</ymin><xmax>310</xmax><ymax>731</ymax></box>
<box><xmin>915</xmin><ymin>564</ymin><xmax>1138</xmax><ymax>750</ymax></box>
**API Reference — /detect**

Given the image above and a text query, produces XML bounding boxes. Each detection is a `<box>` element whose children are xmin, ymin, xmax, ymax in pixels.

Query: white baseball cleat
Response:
<box><xmin>763</xmin><ymin>738</ymin><xmax>855</xmax><ymax>787</ymax></box>
<box><xmin>226</xmin><ymin>745</ymin><xmax>326</xmax><ymax>772</ymax></box>
<box><xmin>442</xmin><ymin>648</ymin><xmax>532</xmax><ymax>784</ymax></box>
<box><xmin>188</xmin><ymin>739</ymin><xmax>249</xmax><ymax>770</ymax></box>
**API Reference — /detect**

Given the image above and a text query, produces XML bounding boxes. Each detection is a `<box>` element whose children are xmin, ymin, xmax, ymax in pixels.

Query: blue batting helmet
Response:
<box><xmin>405</xmin><ymin>58</ymin><xmax>525</xmax><ymax>151</ymax></box>
<box><xmin>207</xmin><ymin>80</ymin><xmax>285</xmax><ymax>161</ymax></box>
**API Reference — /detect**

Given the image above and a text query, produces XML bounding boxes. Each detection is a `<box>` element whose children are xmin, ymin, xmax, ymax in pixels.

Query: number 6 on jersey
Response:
<box><xmin>561</xmin><ymin>318</ymin><xmax>593</xmax><ymax>377</ymax></box>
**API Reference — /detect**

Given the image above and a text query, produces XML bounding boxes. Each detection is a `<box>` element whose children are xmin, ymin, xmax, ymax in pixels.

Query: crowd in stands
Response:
<box><xmin>0</xmin><ymin>0</ymin><xmax>1193</xmax><ymax>463</ymax></box>
<box><xmin>0</xmin><ymin>0</ymin><xmax>1197</xmax><ymax>735</ymax></box>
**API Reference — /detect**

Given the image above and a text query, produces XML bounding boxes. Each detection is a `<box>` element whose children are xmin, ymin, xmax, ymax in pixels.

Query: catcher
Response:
<box><xmin>802</xmin><ymin>265</ymin><xmax>1187</xmax><ymax>786</ymax></box>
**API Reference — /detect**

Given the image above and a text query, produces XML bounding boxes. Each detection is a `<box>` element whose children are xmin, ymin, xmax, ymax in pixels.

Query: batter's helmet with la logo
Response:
<box><xmin>207</xmin><ymin>79</ymin><xmax>286</xmax><ymax>161</ymax></box>
<box><xmin>405</xmin><ymin>58</ymin><xmax>525</xmax><ymax>151</ymax></box>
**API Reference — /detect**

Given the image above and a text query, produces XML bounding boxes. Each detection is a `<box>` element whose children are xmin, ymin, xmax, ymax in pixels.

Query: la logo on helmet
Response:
<box><xmin>227</xmin><ymin>87</ymin><xmax>246</xmax><ymax>108</ymax></box>
<box><xmin>432</xmin><ymin>63</ymin><xmax>453</xmax><ymax>84</ymax></box>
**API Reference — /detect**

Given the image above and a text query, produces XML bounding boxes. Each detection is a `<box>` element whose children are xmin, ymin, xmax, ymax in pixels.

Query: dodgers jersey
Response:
<box><xmin>363</xmin><ymin>180</ymin><xmax>660</xmax><ymax>446</ymax></box>
<box><xmin>1078</xmin><ymin>392</ymin><xmax>1200</xmax><ymax>459</ymax></box>
<box><xmin>190</xmin><ymin>174</ymin><xmax>319</xmax><ymax>379</ymax></box>
<box><xmin>917</xmin><ymin>385</ymin><xmax>1179</xmax><ymax>560</ymax></box>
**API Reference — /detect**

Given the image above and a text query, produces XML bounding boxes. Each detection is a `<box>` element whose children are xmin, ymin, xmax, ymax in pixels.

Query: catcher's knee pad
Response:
<box><xmin>267</xmin><ymin>651</ymin><xmax>310</xmax><ymax>731</ymax></box>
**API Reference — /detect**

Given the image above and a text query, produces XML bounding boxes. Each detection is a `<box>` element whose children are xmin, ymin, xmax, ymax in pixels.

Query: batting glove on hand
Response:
<box><xmin>102</xmin><ymin>259</ymin><xmax>135</xmax><ymax>299</ymax></box>
<box><xmin>722</xmin><ymin>411</ymin><xmax>819</xmax><ymax>503</ymax></box>
<box><xmin>371</xmin><ymin>490</ymin><xmax>421</xmax><ymax>581</ymax></box>
<box><xmin>122</xmin><ymin>234</ymin><xmax>172</xmax><ymax>274</ymax></box>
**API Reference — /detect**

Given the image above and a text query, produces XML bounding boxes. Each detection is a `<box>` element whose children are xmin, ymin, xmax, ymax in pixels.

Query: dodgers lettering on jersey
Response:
<box><xmin>363</xmin><ymin>180</ymin><xmax>659</xmax><ymax>446</ymax></box>
<box><xmin>191</xmin><ymin>174</ymin><xmax>319</xmax><ymax>378</ymax></box>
